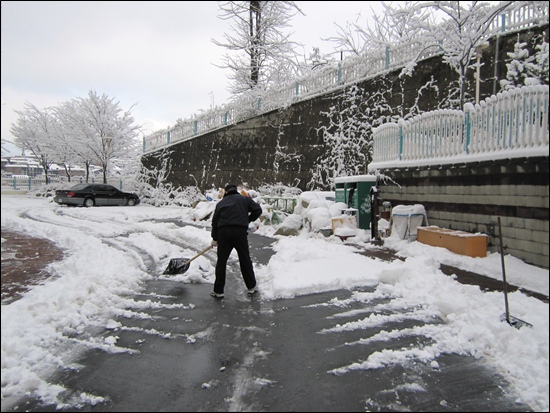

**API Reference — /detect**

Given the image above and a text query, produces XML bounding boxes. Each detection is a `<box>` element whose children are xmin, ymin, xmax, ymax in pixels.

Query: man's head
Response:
<box><xmin>224</xmin><ymin>184</ymin><xmax>238</xmax><ymax>194</ymax></box>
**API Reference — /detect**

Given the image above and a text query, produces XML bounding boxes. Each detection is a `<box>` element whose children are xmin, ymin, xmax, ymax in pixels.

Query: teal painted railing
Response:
<box><xmin>370</xmin><ymin>85</ymin><xmax>549</xmax><ymax>168</ymax></box>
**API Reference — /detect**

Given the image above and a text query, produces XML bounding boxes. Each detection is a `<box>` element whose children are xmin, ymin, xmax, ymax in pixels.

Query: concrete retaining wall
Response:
<box><xmin>141</xmin><ymin>25</ymin><xmax>549</xmax><ymax>269</ymax></box>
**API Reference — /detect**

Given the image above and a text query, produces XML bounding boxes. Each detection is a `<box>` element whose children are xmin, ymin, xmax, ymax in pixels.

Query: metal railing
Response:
<box><xmin>143</xmin><ymin>3</ymin><xmax>548</xmax><ymax>154</ymax></box>
<box><xmin>261</xmin><ymin>196</ymin><xmax>297</xmax><ymax>214</ymax></box>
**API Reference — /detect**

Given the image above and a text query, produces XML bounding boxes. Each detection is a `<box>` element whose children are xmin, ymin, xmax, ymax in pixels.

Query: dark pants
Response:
<box><xmin>214</xmin><ymin>226</ymin><xmax>256</xmax><ymax>294</ymax></box>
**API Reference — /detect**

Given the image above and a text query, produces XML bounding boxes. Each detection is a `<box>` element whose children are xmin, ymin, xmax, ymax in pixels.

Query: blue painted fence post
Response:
<box><xmin>143</xmin><ymin>136</ymin><xmax>146</xmax><ymax>152</ymax></box>
<box><xmin>13</xmin><ymin>176</ymin><xmax>17</xmax><ymax>190</ymax></box>
<box><xmin>337</xmin><ymin>63</ymin><xmax>341</xmax><ymax>85</ymax></box>
<box><xmin>465</xmin><ymin>111</ymin><xmax>471</xmax><ymax>154</ymax></box>
<box><xmin>399</xmin><ymin>124</ymin><xmax>404</xmax><ymax>160</ymax></box>
<box><xmin>167</xmin><ymin>130</ymin><xmax>171</xmax><ymax>144</ymax></box>
<box><xmin>385</xmin><ymin>47</ymin><xmax>390</xmax><ymax>69</ymax></box>
<box><xmin>224</xmin><ymin>112</ymin><xmax>228</xmax><ymax>125</ymax></box>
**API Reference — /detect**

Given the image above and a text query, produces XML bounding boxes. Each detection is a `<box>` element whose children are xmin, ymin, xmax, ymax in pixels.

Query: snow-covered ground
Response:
<box><xmin>1</xmin><ymin>194</ymin><xmax>548</xmax><ymax>411</ymax></box>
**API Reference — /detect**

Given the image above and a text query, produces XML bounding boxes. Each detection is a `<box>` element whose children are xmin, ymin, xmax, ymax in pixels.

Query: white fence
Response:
<box><xmin>143</xmin><ymin>3</ymin><xmax>548</xmax><ymax>154</ymax></box>
<box><xmin>370</xmin><ymin>85</ymin><xmax>549</xmax><ymax>168</ymax></box>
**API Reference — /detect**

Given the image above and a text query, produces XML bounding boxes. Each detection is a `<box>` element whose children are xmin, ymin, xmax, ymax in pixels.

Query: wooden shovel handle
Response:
<box><xmin>185</xmin><ymin>245</ymin><xmax>213</xmax><ymax>265</ymax></box>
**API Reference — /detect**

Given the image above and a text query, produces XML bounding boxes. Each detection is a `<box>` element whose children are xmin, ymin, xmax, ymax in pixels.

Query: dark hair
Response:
<box><xmin>224</xmin><ymin>184</ymin><xmax>237</xmax><ymax>192</ymax></box>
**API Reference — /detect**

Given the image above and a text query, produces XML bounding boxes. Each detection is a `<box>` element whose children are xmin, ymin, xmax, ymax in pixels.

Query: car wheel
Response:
<box><xmin>84</xmin><ymin>198</ymin><xmax>95</xmax><ymax>207</ymax></box>
<box><xmin>127</xmin><ymin>198</ymin><xmax>137</xmax><ymax>206</ymax></box>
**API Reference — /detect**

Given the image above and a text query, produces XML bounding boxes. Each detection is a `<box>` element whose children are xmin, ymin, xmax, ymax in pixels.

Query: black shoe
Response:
<box><xmin>210</xmin><ymin>291</ymin><xmax>224</xmax><ymax>298</ymax></box>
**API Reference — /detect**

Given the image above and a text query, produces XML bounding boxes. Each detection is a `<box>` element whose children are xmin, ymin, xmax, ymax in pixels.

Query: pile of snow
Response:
<box><xmin>189</xmin><ymin>188</ymin><xmax>364</xmax><ymax>240</ymax></box>
<box><xmin>294</xmin><ymin>192</ymin><xmax>332</xmax><ymax>230</ymax></box>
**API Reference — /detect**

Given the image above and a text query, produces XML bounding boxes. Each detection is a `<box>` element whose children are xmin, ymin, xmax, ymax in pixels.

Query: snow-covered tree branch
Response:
<box><xmin>212</xmin><ymin>1</ymin><xmax>304</xmax><ymax>95</ymax></box>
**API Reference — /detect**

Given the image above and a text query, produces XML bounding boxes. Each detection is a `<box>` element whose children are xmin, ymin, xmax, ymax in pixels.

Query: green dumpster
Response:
<box><xmin>334</xmin><ymin>175</ymin><xmax>377</xmax><ymax>230</ymax></box>
<box><xmin>335</xmin><ymin>181</ymin><xmax>346</xmax><ymax>204</ymax></box>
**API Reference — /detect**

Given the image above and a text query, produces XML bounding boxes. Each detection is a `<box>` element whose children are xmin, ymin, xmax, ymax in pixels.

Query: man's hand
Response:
<box><xmin>211</xmin><ymin>240</ymin><xmax>218</xmax><ymax>247</ymax></box>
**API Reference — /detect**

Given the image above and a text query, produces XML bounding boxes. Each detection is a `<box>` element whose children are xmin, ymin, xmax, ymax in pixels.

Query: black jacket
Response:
<box><xmin>211</xmin><ymin>191</ymin><xmax>262</xmax><ymax>241</ymax></box>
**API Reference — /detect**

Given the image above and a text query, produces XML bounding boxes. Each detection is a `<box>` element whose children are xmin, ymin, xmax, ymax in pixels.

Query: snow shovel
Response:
<box><xmin>497</xmin><ymin>217</ymin><xmax>532</xmax><ymax>330</ymax></box>
<box><xmin>163</xmin><ymin>245</ymin><xmax>213</xmax><ymax>275</ymax></box>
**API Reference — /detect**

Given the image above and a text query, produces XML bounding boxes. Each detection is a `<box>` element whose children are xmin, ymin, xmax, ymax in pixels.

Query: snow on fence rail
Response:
<box><xmin>488</xmin><ymin>2</ymin><xmax>549</xmax><ymax>34</ymax></box>
<box><xmin>143</xmin><ymin>4</ymin><xmax>548</xmax><ymax>154</ymax></box>
<box><xmin>370</xmin><ymin>85</ymin><xmax>549</xmax><ymax>168</ymax></box>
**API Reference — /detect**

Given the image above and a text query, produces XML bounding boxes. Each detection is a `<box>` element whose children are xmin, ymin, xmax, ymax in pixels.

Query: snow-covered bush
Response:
<box><xmin>306</xmin><ymin>207</ymin><xmax>331</xmax><ymax>232</ymax></box>
<box><xmin>293</xmin><ymin>191</ymin><xmax>354</xmax><ymax>234</ymax></box>
<box><xmin>192</xmin><ymin>200</ymin><xmax>216</xmax><ymax>221</ymax></box>
<box><xmin>274</xmin><ymin>214</ymin><xmax>303</xmax><ymax>236</ymax></box>
<box><xmin>257</xmin><ymin>182</ymin><xmax>302</xmax><ymax>197</ymax></box>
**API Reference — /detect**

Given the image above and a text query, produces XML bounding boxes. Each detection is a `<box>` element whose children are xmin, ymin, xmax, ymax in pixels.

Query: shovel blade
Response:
<box><xmin>500</xmin><ymin>313</ymin><xmax>533</xmax><ymax>330</ymax></box>
<box><xmin>163</xmin><ymin>258</ymin><xmax>191</xmax><ymax>275</ymax></box>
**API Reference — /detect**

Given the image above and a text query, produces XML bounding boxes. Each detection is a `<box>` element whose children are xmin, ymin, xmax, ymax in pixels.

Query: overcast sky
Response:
<box><xmin>1</xmin><ymin>1</ymin><xmax>379</xmax><ymax>152</ymax></box>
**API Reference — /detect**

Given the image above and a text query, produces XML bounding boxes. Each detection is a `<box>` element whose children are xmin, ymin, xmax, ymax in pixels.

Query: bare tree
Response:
<box><xmin>396</xmin><ymin>1</ymin><xmax>514</xmax><ymax>108</ymax></box>
<box><xmin>212</xmin><ymin>1</ymin><xmax>304</xmax><ymax>95</ymax></box>
<box><xmin>47</xmin><ymin>112</ymin><xmax>80</xmax><ymax>183</ymax></box>
<box><xmin>10</xmin><ymin>91</ymin><xmax>141</xmax><ymax>185</ymax></box>
<box><xmin>1</xmin><ymin>139</ymin><xmax>17</xmax><ymax>157</ymax></box>
<box><xmin>10</xmin><ymin>103</ymin><xmax>58</xmax><ymax>184</ymax></box>
<box><xmin>55</xmin><ymin>99</ymin><xmax>99</xmax><ymax>183</ymax></box>
<box><xmin>327</xmin><ymin>1</ymin><xmax>434</xmax><ymax>57</ymax></box>
<box><xmin>72</xmin><ymin>90</ymin><xmax>140</xmax><ymax>184</ymax></box>
<box><xmin>329</xmin><ymin>1</ymin><xmax>515</xmax><ymax>109</ymax></box>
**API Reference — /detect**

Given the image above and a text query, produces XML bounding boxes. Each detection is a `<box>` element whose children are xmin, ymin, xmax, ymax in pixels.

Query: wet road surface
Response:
<box><xmin>1</xmin><ymin>228</ymin><xmax>64</xmax><ymax>304</ymax></box>
<box><xmin>1</xmin><ymin>230</ymin><xmax>535</xmax><ymax>412</ymax></box>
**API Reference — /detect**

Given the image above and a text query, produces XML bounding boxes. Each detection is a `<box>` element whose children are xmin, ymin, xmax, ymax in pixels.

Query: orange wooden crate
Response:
<box><xmin>417</xmin><ymin>226</ymin><xmax>487</xmax><ymax>258</ymax></box>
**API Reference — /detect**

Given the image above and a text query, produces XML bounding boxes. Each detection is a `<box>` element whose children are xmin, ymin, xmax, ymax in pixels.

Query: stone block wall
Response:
<box><xmin>375</xmin><ymin>157</ymin><xmax>549</xmax><ymax>268</ymax></box>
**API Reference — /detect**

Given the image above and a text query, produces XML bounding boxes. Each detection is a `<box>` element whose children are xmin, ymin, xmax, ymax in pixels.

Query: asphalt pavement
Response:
<box><xmin>2</xmin><ymin>231</ymin><xmax>536</xmax><ymax>412</ymax></box>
